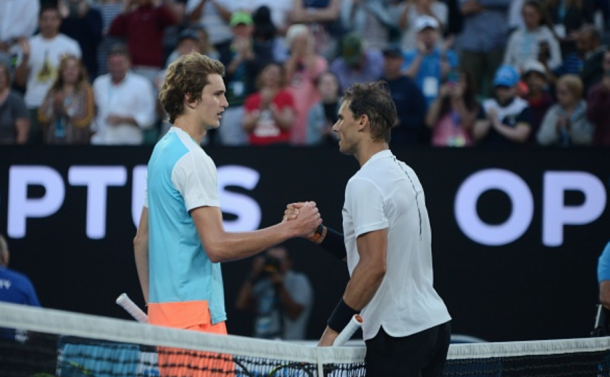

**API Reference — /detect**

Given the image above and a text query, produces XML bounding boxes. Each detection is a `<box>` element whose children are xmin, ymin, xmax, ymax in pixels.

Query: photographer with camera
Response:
<box><xmin>235</xmin><ymin>246</ymin><xmax>313</xmax><ymax>340</ymax></box>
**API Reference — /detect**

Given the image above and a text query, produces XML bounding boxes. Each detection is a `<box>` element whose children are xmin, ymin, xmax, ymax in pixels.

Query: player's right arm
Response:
<box><xmin>192</xmin><ymin>203</ymin><xmax>321</xmax><ymax>263</ymax></box>
<box><xmin>133</xmin><ymin>207</ymin><xmax>149</xmax><ymax>305</ymax></box>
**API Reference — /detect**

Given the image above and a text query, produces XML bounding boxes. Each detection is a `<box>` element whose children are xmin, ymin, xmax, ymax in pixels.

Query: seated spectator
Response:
<box><xmin>243</xmin><ymin>62</ymin><xmax>296</xmax><ymax>146</ymax></box>
<box><xmin>289</xmin><ymin>0</ymin><xmax>342</xmax><ymax>60</ymax></box>
<box><xmin>108</xmin><ymin>0</ymin><xmax>178</xmax><ymax>84</ymax></box>
<box><xmin>166</xmin><ymin>26</ymin><xmax>218</xmax><ymax>67</ymax></box>
<box><xmin>284</xmin><ymin>24</ymin><xmax>327</xmax><ymax>145</ymax></box>
<box><xmin>403</xmin><ymin>15</ymin><xmax>458</xmax><ymax>108</ymax></box>
<box><xmin>93</xmin><ymin>0</ymin><xmax>124</xmax><ymax>76</ymax></box>
<box><xmin>537</xmin><ymin>74</ymin><xmax>593</xmax><ymax>146</ymax></box>
<box><xmin>59</xmin><ymin>0</ymin><xmax>103</xmax><ymax>79</ymax></box>
<box><xmin>586</xmin><ymin>50</ymin><xmax>610</xmax><ymax>146</ymax></box>
<box><xmin>91</xmin><ymin>45</ymin><xmax>156</xmax><ymax>145</ymax></box>
<box><xmin>578</xmin><ymin>25</ymin><xmax>606</xmax><ymax>97</ymax></box>
<box><xmin>185</xmin><ymin>0</ymin><xmax>234</xmax><ymax>58</ymax></box>
<box><xmin>426</xmin><ymin>69</ymin><xmax>481</xmax><ymax>147</ymax></box>
<box><xmin>503</xmin><ymin>0</ymin><xmax>562</xmax><ymax>72</ymax></box>
<box><xmin>474</xmin><ymin>65</ymin><xmax>533</xmax><ymax>145</ymax></box>
<box><xmin>0</xmin><ymin>0</ymin><xmax>39</xmax><ymax>60</ymax></box>
<box><xmin>521</xmin><ymin>59</ymin><xmax>554</xmax><ymax>142</ymax></box>
<box><xmin>306</xmin><ymin>71</ymin><xmax>341</xmax><ymax>145</ymax></box>
<box><xmin>0</xmin><ymin>62</ymin><xmax>29</xmax><ymax>144</ymax></box>
<box><xmin>330</xmin><ymin>33</ymin><xmax>384</xmax><ymax>93</ymax></box>
<box><xmin>235</xmin><ymin>246</ymin><xmax>313</xmax><ymax>340</ymax></box>
<box><xmin>381</xmin><ymin>45</ymin><xmax>428</xmax><ymax>146</ymax></box>
<box><xmin>598</xmin><ymin>241</ymin><xmax>610</xmax><ymax>311</ymax></box>
<box><xmin>395</xmin><ymin>0</ymin><xmax>448</xmax><ymax>52</ymax></box>
<box><xmin>0</xmin><ymin>234</ymin><xmax>40</xmax><ymax>306</ymax></box>
<box><xmin>14</xmin><ymin>5</ymin><xmax>82</xmax><ymax>145</ymax></box>
<box><xmin>38</xmin><ymin>55</ymin><xmax>94</xmax><ymax>144</ymax></box>
<box><xmin>340</xmin><ymin>0</ymin><xmax>396</xmax><ymax>51</ymax></box>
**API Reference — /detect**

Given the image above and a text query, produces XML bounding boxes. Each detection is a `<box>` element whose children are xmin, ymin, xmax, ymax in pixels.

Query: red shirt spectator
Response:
<box><xmin>244</xmin><ymin>89</ymin><xmax>295</xmax><ymax>145</ymax></box>
<box><xmin>108</xmin><ymin>0</ymin><xmax>177</xmax><ymax>68</ymax></box>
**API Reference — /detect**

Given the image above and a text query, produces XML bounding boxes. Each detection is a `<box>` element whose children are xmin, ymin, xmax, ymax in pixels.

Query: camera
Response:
<box><xmin>262</xmin><ymin>256</ymin><xmax>282</xmax><ymax>277</ymax></box>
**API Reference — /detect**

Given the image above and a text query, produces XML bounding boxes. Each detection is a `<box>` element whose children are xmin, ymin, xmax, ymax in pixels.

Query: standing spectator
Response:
<box><xmin>242</xmin><ymin>1</ymin><xmax>294</xmax><ymax>35</ymax></box>
<box><xmin>340</xmin><ymin>0</ymin><xmax>397</xmax><ymax>51</ymax></box>
<box><xmin>459</xmin><ymin>0</ymin><xmax>511</xmax><ymax>99</ymax></box>
<box><xmin>284</xmin><ymin>24</ymin><xmax>328</xmax><ymax>145</ymax></box>
<box><xmin>330</xmin><ymin>33</ymin><xmax>384</xmax><ymax>93</ymax></box>
<box><xmin>14</xmin><ymin>5</ymin><xmax>82</xmax><ymax>145</ymax></box>
<box><xmin>243</xmin><ymin>62</ymin><xmax>296</xmax><ymax>146</ymax></box>
<box><xmin>546</xmin><ymin>0</ymin><xmax>595</xmax><ymax>47</ymax></box>
<box><xmin>289</xmin><ymin>0</ymin><xmax>343</xmax><ymax>60</ymax></box>
<box><xmin>381</xmin><ymin>45</ymin><xmax>428</xmax><ymax>145</ymax></box>
<box><xmin>91</xmin><ymin>45</ymin><xmax>156</xmax><ymax>145</ymax></box>
<box><xmin>0</xmin><ymin>0</ymin><xmax>40</xmax><ymax>62</ymax></box>
<box><xmin>59</xmin><ymin>0</ymin><xmax>103</xmax><ymax>79</ymax></box>
<box><xmin>252</xmin><ymin>5</ymin><xmax>289</xmax><ymax>64</ymax></box>
<box><xmin>186</xmin><ymin>0</ymin><xmax>234</xmax><ymax>58</ymax></box>
<box><xmin>586</xmin><ymin>50</ymin><xmax>610</xmax><ymax>146</ymax></box>
<box><xmin>395</xmin><ymin>0</ymin><xmax>449</xmax><ymax>52</ymax></box>
<box><xmin>474</xmin><ymin>65</ymin><xmax>533</xmax><ymax>144</ymax></box>
<box><xmin>403</xmin><ymin>15</ymin><xmax>459</xmax><ymax>108</ymax></box>
<box><xmin>38</xmin><ymin>55</ymin><xmax>94</xmax><ymax>144</ymax></box>
<box><xmin>521</xmin><ymin>59</ymin><xmax>554</xmax><ymax>141</ymax></box>
<box><xmin>578</xmin><ymin>24</ymin><xmax>606</xmax><ymax>96</ymax></box>
<box><xmin>0</xmin><ymin>235</ymin><xmax>40</xmax><ymax>306</ymax></box>
<box><xmin>598</xmin><ymin>241</ymin><xmax>610</xmax><ymax>312</ymax></box>
<box><xmin>235</xmin><ymin>246</ymin><xmax>313</xmax><ymax>340</ymax></box>
<box><xmin>503</xmin><ymin>0</ymin><xmax>562</xmax><ymax>72</ymax></box>
<box><xmin>0</xmin><ymin>62</ymin><xmax>29</xmax><ymax>144</ymax></box>
<box><xmin>218</xmin><ymin>11</ymin><xmax>274</xmax><ymax>146</ymax></box>
<box><xmin>537</xmin><ymin>74</ymin><xmax>593</xmax><ymax>145</ymax></box>
<box><xmin>93</xmin><ymin>0</ymin><xmax>124</xmax><ymax>76</ymax></box>
<box><xmin>166</xmin><ymin>26</ymin><xmax>218</xmax><ymax>66</ymax></box>
<box><xmin>508</xmin><ymin>0</ymin><xmax>526</xmax><ymax>31</ymax></box>
<box><xmin>426</xmin><ymin>69</ymin><xmax>482</xmax><ymax>146</ymax></box>
<box><xmin>306</xmin><ymin>71</ymin><xmax>341</xmax><ymax>145</ymax></box>
<box><xmin>108</xmin><ymin>0</ymin><xmax>178</xmax><ymax>84</ymax></box>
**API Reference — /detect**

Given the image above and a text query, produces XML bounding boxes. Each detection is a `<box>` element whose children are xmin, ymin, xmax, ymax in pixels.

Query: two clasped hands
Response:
<box><xmin>281</xmin><ymin>201</ymin><xmax>341</xmax><ymax>347</ymax></box>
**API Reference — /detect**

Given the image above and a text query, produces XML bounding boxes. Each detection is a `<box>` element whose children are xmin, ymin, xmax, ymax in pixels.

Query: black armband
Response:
<box><xmin>319</xmin><ymin>227</ymin><xmax>347</xmax><ymax>260</ymax></box>
<box><xmin>327</xmin><ymin>299</ymin><xmax>359</xmax><ymax>333</ymax></box>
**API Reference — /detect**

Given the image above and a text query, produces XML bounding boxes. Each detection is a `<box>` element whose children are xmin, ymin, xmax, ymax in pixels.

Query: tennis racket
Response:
<box><xmin>116</xmin><ymin>293</ymin><xmax>148</xmax><ymax>323</ymax></box>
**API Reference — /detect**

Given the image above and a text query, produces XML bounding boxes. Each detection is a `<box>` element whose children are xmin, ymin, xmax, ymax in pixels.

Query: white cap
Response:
<box><xmin>415</xmin><ymin>15</ymin><xmax>440</xmax><ymax>33</ymax></box>
<box><xmin>522</xmin><ymin>59</ymin><xmax>546</xmax><ymax>76</ymax></box>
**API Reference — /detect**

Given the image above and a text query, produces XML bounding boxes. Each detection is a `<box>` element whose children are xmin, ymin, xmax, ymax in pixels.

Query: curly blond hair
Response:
<box><xmin>159</xmin><ymin>53</ymin><xmax>225</xmax><ymax>123</ymax></box>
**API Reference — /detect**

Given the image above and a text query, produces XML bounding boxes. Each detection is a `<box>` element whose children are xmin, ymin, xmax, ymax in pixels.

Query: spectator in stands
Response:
<box><xmin>340</xmin><ymin>0</ymin><xmax>396</xmax><ymax>51</ymax></box>
<box><xmin>403</xmin><ymin>15</ymin><xmax>459</xmax><ymax>108</ymax></box>
<box><xmin>93</xmin><ymin>0</ymin><xmax>123</xmax><ymax>76</ymax></box>
<box><xmin>0</xmin><ymin>61</ymin><xmax>29</xmax><ymax>144</ymax></box>
<box><xmin>0</xmin><ymin>0</ymin><xmax>39</xmax><ymax>63</ymax></box>
<box><xmin>426</xmin><ymin>69</ymin><xmax>482</xmax><ymax>146</ymax></box>
<box><xmin>306</xmin><ymin>70</ymin><xmax>341</xmax><ymax>145</ymax></box>
<box><xmin>14</xmin><ymin>5</ymin><xmax>81</xmax><ymax>145</ymax></box>
<box><xmin>546</xmin><ymin>0</ymin><xmax>595</xmax><ymax>51</ymax></box>
<box><xmin>508</xmin><ymin>0</ymin><xmax>525</xmax><ymax>31</ymax></box>
<box><xmin>243</xmin><ymin>62</ymin><xmax>296</xmax><ymax>146</ymax></box>
<box><xmin>381</xmin><ymin>45</ymin><xmax>428</xmax><ymax>145</ymax></box>
<box><xmin>504</xmin><ymin>0</ymin><xmax>562</xmax><ymax>72</ymax></box>
<box><xmin>0</xmin><ymin>234</ymin><xmax>40</xmax><ymax>307</ymax></box>
<box><xmin>218</xmin><ymin>11</ymin><xmax>274</xmax><ymax>146</ymax></box>
<box><xmin>165</xmin><ymin>27</ymin><xmax>218</xmax><ymax>67</ymax></box>
<box><xmin>108</xmin><ymin>0</ymin><xmax>178</xmax><ymax>84</ymax></box>
<box><xmin>38</xmin><ymin>55</ymin><xmax>94</xmax><ymax>144</ymax></box>
<box><xmin>330</xmin><ymin>33</ymin><xmax>384</xmax><ymax>93</ymax></box>
<box><xmin>235</xmin><ymin>246</ymin><xmax>313</xmax><ymax>340</ymax></box>
<box><xmin>578</xmin><ymin>25</ymin><xmax>606</xmax><ymax>96</ymax></box>
<box><xmin>459</xmin><ymin>0</ymin><xmax>511</xmax><ymax>99</ymax></box>
<box><xmin>186</xmin><ymin>0</ymin><xmax>234</xmax><ymax>58</ymax></box>
<box><xmin>59</xmin><ymin>0</ymin><xmax>103</xmax><ymax>79</ymax></box>
<box><xmin>521</xmin><ymin>59</ymin><xmax>554</xmax><ymax>142</ymax></box>
<box><xmin>537</xmin><ymin>74</ymin><xmax>593</xmax><ymax>145</ymax></box>
<box><xmin>91</xmin><ymin>45</ymin><xmax>156</xmax><ymax>145</ymax></box>
<box><xmin>474</xmin><ymin>65</ymin><xmax>533</xmax><ymax>144</ymax></box>
<box><xmin>289</xmin><ymin>0</ymin><xmax>342</xmax><ymax>60</ymax></box>
<box><xmin>586</xmin><ymin>50</ymin><xmax>610</xmax><ymax>146</ymax></box>
<box><xmin>284</xmin><ymin>24</ymin><xmax>328</xmax><ymax>145</ymax></box>
<box><xmin>598</xmin><ymin>241</ymin><xmax>610</xmax><ymax>311</ymax></box>
<box><xmin>252</xmin><ymin>5</ymin><xmax>289</xmax><ymax>64</ymax></box>
<box><xmin>242</xmin><ymin>1</ymin><xmax>294</xmax><ymax>35</ymax></box>
<box><xmin>395</xmin><ymin>0</ymin><xmax>449</xmax><ymax>52</ymax></box>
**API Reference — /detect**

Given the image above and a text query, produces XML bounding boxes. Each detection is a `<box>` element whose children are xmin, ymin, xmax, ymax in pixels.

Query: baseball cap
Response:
<box><xmin>382</xmin><ymin>45</ymin><xmax>404</xmax><ymax>58</ymax></box>
<box><xmin>341</xmin><ymin>33</ymin><xmax>363</xmax><ymax>66</ymax></box>
<box><xmin>522</xmin><ymin>60</ymin><xmax>546</xmax><ymax>77</ymax></box>
<box><xmin>230</xmin><ymin>11</ymin><xmax>253</xmax><ymax>27</ymax></box>
<box><xmin>178</xmin><ymin>29</ymin><xmax>199</xmax><ymax>43</ymax></box>
<box><xmin>493</xmin><ymin>65</ymin><xmax>520</xmax><ymax>87</ymax></box>
<box><xmin>415</xmin><ymin>15</ymin><xmax>440</xmax><ymax>33</ymax></box>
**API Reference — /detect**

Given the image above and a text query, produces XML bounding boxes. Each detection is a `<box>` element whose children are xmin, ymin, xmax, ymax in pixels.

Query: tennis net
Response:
<box><xmin>2</xmin><ymin>301</ymin><xmax>610</xmax><ymax>376</ymax></box>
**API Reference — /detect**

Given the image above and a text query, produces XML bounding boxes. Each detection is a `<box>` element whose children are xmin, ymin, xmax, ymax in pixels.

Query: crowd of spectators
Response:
<box><xmin>1</xmin><ymin>0</ymin><xmax>610</xmax><ymax>147</ymax></box>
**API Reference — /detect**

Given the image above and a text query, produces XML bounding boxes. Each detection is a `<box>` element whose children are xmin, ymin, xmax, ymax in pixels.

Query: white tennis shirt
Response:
<box><xmin>342</xmin><ymin>150</ymin><xmax>451</xmax><ymax>340</ymax></box>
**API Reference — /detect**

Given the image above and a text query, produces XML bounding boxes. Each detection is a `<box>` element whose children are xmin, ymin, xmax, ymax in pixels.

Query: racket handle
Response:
<box><xmin>333</xmin><ymin>314</ymin><xmax>363</xmax><ymax>347</ymax></box>
<box><xmin>116</xmin><ymin>293</ymin><xmax>148</xmax><ymax>323</ymax></box>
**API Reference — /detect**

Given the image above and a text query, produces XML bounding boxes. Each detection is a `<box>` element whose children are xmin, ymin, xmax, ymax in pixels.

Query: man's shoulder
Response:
<box><xmin>127</xmin><ymin>73</ymin><xmax>154</xmax><ymax>90</ymax></box>
<box><xmin>0</xmin><ymin>268</ymin><xmax>33</xmax><ymax>285</ymax></box>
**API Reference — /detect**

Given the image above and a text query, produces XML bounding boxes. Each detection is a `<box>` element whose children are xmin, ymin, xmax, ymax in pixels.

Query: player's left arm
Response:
<box><xmin>319</xmin><ymin>228</ymin><xmax>387</xmax><ymax>346</ymax></box>
<box><xmin>134</xmin><ymin>207</ymin><xmax>149</xmax><ymax>305</ymax></box>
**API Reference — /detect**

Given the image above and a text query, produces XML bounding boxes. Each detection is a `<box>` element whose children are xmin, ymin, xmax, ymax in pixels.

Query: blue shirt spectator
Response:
<box><xmin>598</xmin><ymin>241</ymin><xmax>610</xmax><ymax>283</ymax></box>
<box><xmin>330</xmin><ymin>33</ymin><xmax>384</xmax><ymax>93</ymax></box>
<box><xmin>0</xmin><ymin>235</ymin><xmax>40</xmax><ymax>307</ymax></box>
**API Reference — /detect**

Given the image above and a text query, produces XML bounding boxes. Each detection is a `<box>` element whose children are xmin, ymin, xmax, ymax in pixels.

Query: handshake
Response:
<box><xmin>281</xmin><ymin>202</ymin><xmax>323</xmax><ymax>240</ymax></box>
